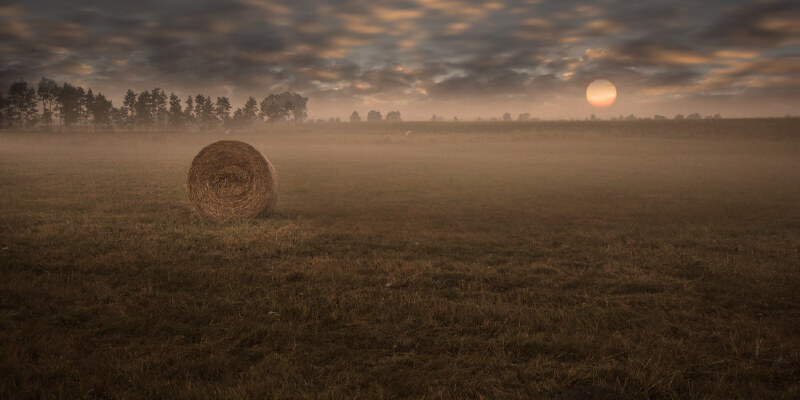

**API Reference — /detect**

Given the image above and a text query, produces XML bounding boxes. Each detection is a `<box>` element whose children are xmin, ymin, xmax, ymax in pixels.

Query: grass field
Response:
<box><xmin>1</xmin><ymin>120</ymin><xmax>799</xmax><ymax>399</ymax></box>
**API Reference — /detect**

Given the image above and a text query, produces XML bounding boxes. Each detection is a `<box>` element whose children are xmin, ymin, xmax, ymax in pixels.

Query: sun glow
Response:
<box><xmin>586</xmin><ymin>79</ymin><xmax>617</xmax><ymax>108</ymax></box>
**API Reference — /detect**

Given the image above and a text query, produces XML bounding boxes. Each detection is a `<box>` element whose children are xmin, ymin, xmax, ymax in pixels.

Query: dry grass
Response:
<box><xmin>0</xmin><ymin>120</ymin><xmax>799</xmax><ymax>399</ymax></box>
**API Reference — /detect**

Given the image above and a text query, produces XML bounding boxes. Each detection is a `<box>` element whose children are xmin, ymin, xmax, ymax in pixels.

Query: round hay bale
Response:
<box><xmin>187</xmin><ymin>140</ymin><xmax>277</xmax><ymax>221</ymax></box>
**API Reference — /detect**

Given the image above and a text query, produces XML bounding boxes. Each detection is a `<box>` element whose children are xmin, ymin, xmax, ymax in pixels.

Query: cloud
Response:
<box><xmin>0</xmin><ymin>0</ymin><xmax>797</xmax><ymax>118</ymax></box>
<box><xmin>704</xmin><ymin>0</ymin><xmax>800</xmax><ymax>47</ymax></box>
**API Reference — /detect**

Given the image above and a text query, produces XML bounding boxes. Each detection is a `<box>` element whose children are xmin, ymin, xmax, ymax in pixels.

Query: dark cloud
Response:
<box><xmin>0</xmin><ymin>0</ymin><xmax>798</xmax><ymax>118</ymax></box>
<box><xmin>704</xmin><ymin>0</ymin><xmax>800</xmax><ymax>47</ymax></box>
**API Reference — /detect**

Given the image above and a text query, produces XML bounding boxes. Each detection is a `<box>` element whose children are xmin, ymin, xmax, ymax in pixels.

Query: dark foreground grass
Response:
<box><xmin>1</xmin><ymin>123</ymin><xmax>799</xmax><ymax>399</ymax></box>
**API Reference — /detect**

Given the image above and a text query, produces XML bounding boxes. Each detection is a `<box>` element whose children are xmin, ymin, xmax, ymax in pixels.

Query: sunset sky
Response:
<box><xmin>1</xmin><ymin>0</ymin><xmax>798</xmax><ymax>120</ymax></box>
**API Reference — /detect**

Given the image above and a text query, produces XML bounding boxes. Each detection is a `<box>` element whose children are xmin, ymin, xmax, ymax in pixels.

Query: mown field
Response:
<box><xmin>1</xmin><ymin>120</ymin><xmax>799</xmax><ymax>399</ymax></box>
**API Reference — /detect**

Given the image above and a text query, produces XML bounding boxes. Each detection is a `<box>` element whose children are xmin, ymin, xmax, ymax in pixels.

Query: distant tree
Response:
<box><xmin>56</xmin><ymin>82</ymin><xmax>86</xmax><ymax>128</ymax></box>
<box><xmin>624</xmin><ymin>114</ymin><xmax>636</xmax><ymax>121</ymax></box>
<box><xmin>214</xmin><ymin>96</ymin><xmax>232</xmax><ymax>128</ymax></box>
<box><xmin>350</xmin><ymin>111</ymin><xmax>361</xmax><ymax>122</ymax></box>
<box><xmin>194</xmin><ymin>94</ymin><xmax>216</xmax><ymax>130</ymax></box>
<box><xmin>110</xmin><ymin>106</ymin><xmax>127</xmax><ymax>127</ymax></box>
<box><xmin>502</xmin><ymin>112</ymin><xmax>512</xmax><ymax>121</ymax></box>
<box><xmin>6</xmin><ymin>80</ymin><xmax>39</xmax><ymax>128</ymax></box>
<box><xmin>232</xmin><ymin>96</ymin><xmax>259</xmax><ymax>129</ymax></box>
<box><xmin>674</xmin><ymin>114</ymin><xmax>684</xmax><ymax>120</ymax></box>
<box><xmin>518</xmin><ymin>113</ymin><xmax>531</xmax><ymax>121</ymax></box>
<box><xmin>654</xmin><ymin>114</ymin><xmax>667</xmax><ymax>120</ymax></box>
<box><xmin>84</xmin><ymin>89</ymin><xmax>95</xmax><ymax>127</ymax></box>
<box><xmin>151</xmin><ymin>88</ymin><xmax>167</xmax><ymax>128</ymax></box>
<box><xmin>590</xmin><ymin>114</ymin><xmax>597</xmax><ymax>121</ymax></box>
<box><xmin>367</xmin><ymin>110</ymin><xmax>382</xmax><ymax>121</ymax></box>
<box><xmin>713</xmin><ymin>113</ymin><xmax>721</xmax><ymax>119</ymax></box>
<box><xmin>167</xmin><ymin>93</ymin><xmax>183</xmax><ymax>128</ymax></box>
<box><xmin>260</xmin><ymin>92</ymin><xmax>308</xmax><ymax>123</ymax></box>
<box><xmin>199</xmin><ymin>96</ymin><xmax>216</xmax><ymax>130</ymax></box>
<box><xmin>184</xmin><ymin>95</ymin><xmax>195</xmax><ymax>127</ymax></box>
<box><xmin>385</xmin><ymin>110</ymin><xmax>401</xmax><ymax>121</ymax></box>
<box><xmin>37</xmin><ymin>77</ymin><xmax>59</xmax><ymax>129</ymax></box>
<box><xmin>431</xmin><ymin>114</ymin><xmax>438</xmax><ymax>121</ymax></box>
<box><xmin>193</xmin><ymin>94</ymin><xmax>206</xmax><ymax>127</ymax></box>
<box><xmin>88</xmin><ymin>92</ymin><xmax>113</xmax><ymax>131</ymax></box>
<box><xmin>260</xmin><ymin>94</ymin><xmax>290</xmax><ymax>122</ymax></box>
<box><xmin>0</xmin><ymin>93</ymin><xmax>5</xmax><ymax>127</ymax></box>
<box><xmin>134</xmin><ymin>90</ymin><xmax>154</xmax><ymax>128</ymax></box>
<box><xmin>687</xmin><ymin>112</ymin><xmax>701</xmax><ymax>120</ymax></box>
<box><xmin>119</xmin><ymin>89</ymin><xmax>136</xmax><ymax>127</ymax></box>
<box><xmin>287</xmin><ymin>92</ymin><xmax>308</xmax><ymax>122</ymax></box>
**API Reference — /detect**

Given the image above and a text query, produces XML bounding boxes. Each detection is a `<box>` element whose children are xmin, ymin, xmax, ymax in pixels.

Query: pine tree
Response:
<box><xmin>184</xmin><ymin>95</ymin><xmax>195</xmax><ymax>128</ymax></box>
<box><xmin>214</xmin><ymin>96</ymin><xmax>232</xmax><ymax>128</ymax></box>
<box><xmin>167</xmin><ymin>93</ymin><xmax>184</xmax><ymax>128</ymax></box>
<box><xmin>151</xmin><ymin>88</ymin><xmax>167</xmax><ymax>128</ymax></box>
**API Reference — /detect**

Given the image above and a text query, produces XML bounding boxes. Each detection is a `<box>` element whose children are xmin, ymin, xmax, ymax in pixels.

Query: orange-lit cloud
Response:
<box><xmin>0</xmin><ymin>0</ymin><xmax>796</xmax><ymax>120</ymax></box>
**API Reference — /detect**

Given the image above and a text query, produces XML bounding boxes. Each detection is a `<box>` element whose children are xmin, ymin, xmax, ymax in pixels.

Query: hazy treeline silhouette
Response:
<box><xmin>0</xmin><ymin>78</ymin><xmax>308</xmax><ymax>131</ymax></box>
<box><xmin>347</xmin><ymin>110</ymin><xmax>402</xmax><ymax>122</ymax></box>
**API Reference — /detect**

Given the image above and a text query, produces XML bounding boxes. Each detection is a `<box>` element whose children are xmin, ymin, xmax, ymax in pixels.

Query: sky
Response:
<box><xmin>1</xmin><ymin>0</ymin><xmax>798</xmax><ymax>120</ymax></box>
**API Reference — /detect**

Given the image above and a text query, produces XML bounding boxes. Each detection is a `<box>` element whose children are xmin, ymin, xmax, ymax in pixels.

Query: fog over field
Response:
<box><xmin>1</xmin><ymin>121</ymin><xmax>799</xmax><ymax>398</ymax></box>
<box><xmin>2</xmin><ymin>0</ymin><xmax>800</xmax><ymax>397</ymax></box>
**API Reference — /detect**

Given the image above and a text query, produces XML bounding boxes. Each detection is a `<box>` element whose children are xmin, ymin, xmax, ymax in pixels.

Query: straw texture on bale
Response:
<box><xmin>187</xmin><ymin>140</ymin><xmax>277</xmax><ymax>221</ymax></box>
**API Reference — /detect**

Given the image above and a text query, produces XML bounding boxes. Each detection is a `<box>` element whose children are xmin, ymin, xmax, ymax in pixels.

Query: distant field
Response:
<box><xmin>1</xmin><ymin>120</ymin><xmax>799</xmax><ymax>399</ymax></box>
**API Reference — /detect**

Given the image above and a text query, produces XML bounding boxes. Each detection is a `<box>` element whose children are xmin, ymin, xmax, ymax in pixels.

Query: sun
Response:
<box><xmin>586</xmin><ymin>79</ymin><xmax>617</xmax><ymax>108</ymax></box>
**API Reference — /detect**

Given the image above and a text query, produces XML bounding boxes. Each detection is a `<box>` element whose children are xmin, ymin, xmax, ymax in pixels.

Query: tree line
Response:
<box><xmin>348</xmin><ymin>110</ymin><xmax>402</xmax><ymax>122</ymax></box>
<box><xmin>0</xmin><ymin>78</ymin><xmax>308</xmax><ymax>131</ymax></box>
